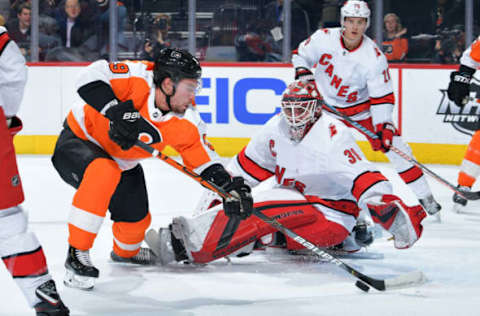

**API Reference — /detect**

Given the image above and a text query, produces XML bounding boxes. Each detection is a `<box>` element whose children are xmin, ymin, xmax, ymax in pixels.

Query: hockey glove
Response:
<box><xmin>447</xmin><ymin>65</ymin><xmax>475</xmax><ymax>107</ymax></box>
<box><xmin>200</xmin><ymin>164</ymin><xmax>253</xmax><ymax>220</ymax></box>
<box><xmin>373</xmin><ymin>122</ymin><xmax>396</xmax><ymax>153</ymax></box>
<box><xmin>105</xmin><ymin>100</ymin><xmax>140</xmax><ymax>150</ymax></box>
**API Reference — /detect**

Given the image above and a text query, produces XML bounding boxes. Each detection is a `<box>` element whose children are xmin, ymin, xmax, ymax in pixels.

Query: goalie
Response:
<box><xmin>146</xmin><ymin>80</ymin><xmax>427</xmax><ymax>265</ymax></box>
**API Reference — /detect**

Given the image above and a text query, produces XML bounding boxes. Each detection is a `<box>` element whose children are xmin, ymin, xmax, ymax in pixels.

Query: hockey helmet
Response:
<box><xmin>153</xmin><ymin>48</ymin><xmax>202</xmax><ymax>86</ymax></box>
<box><xmin>281</xmin><ymin>80</ymin><xmax>323</xmax><ymax>142</ymax></box>
<box><xmin>340</xmin><ymin>0</ymin><xmax>371</xmax><ymax>29</ymax></box>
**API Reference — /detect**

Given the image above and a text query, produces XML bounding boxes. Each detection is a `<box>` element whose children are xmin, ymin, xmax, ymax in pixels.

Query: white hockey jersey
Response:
<box><xmin>460</xmin><ymin>36</ymin><xmax>480</xmax><ymax>69</ymax></box>
<box><xmin>228</xmin><ymin>113</ymin><xmax>393</xmax><ymax>231</ymax></box>
<box><xmin>0</xmin><ymin>26</ymin><xmax>28</xmax><ymax>117</ymax></box>
<box><xmin>292</xmin><ymin>28</ymin><xmax>395</xmax><ymax>126</ymax></box>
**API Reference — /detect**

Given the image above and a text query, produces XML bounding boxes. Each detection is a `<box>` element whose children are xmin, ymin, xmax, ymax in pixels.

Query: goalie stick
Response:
<box><xmin>134</xmin><ymin>139</ymin><xmax>425</xmax><ymax>292</ymax></box>
<box><xmin>322</xmin><ymin>101</ymin><xmax>480</xmax><ymax>201</ymax></box>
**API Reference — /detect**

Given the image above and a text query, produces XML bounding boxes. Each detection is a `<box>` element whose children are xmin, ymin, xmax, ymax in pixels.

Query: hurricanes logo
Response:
<box><xmin>436</xmin><ymin>79</ymin><xmax>480</xmax><ymax>136</ymax></box>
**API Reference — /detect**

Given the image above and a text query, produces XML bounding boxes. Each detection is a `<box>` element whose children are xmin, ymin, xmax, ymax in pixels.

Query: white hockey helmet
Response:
<box><xmin>281</xmin><ymin>80</ymin><xmax>323</xmax><ymax>142</ymax></box>
<box><xmin>340</xmin><ymin>0</ymin><xmax>371</xmax><ymax>29</ymax></box>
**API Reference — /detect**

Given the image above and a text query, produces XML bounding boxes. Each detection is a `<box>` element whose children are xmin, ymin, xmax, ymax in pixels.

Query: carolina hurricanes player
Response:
<box><xmin>0</xmin><ymin>26</ymin><xmax>69</xmax><ymax>315</ymax></box>
<box><xmin>145</xmin><ymin>80</ymin><xmax>427</xmax><ymax>265</ymax></box>
<box><xmin>291</xmin><ymin>0</ymin><xmax>441</xmax><ymax>217</ymax></box>
<box><xmin>447</xmin><ymin>37</ymin><xmax>480</xmax><ymax>212</ymax></box>
<box><xmin>51</xmin><ymin>48</ymin><xmax>253</xmax><ymax>289</ymax></box>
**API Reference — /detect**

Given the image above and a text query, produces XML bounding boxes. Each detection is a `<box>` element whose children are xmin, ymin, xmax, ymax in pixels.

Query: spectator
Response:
<box><xmin>433</xmin><ymin>24</ymin><xmax>465</xmax><ymax>64</ymax></box>
<box><xmin>139</xmin><ymin>14</ymin><xmax>172</xmax><ymax>61</ymax></box>
<box><xmin>234</xmin><ymin>22</ymin><xmax>280</xmax><ymax>62</ymax></box>
<box><xmin>263</xmin><ymin>0</ymin><xmax>310</xmax><ymax>51</ymax></box>
<box><xmin>6</xmin><ymin>2</ymin><xmax>31</xmax><ymax>56</ymax></box>
<box><xmin>0</xmin><ymin>14</ymin><xmax>5</xmax><ymax>26</ymax></box>
<box><xmin>382</xmin><ymin>13</ymin><xmax>408</xmax><ymax>62</ymax></box>
<box><xmin>55</xmin><ymin>0</ymin><xmax>92</xmax><ymax>48</ymax></box>
<box><xmin>93</xmin><ymin>0</ymin><xmax>128</xmax><ymax>52</ymax></box>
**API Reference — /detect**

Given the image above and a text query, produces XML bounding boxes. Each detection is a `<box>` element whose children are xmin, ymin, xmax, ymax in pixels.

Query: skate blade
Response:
<box><xmin>64</xmin><ymin>269</ymin><xmax>96</xmax><ymax>290</ymax></box>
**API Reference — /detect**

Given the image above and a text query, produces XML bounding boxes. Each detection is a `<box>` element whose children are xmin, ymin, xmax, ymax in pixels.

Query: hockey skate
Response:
<box><xmin>64</xmin><ymin>246</ymin><xmax>99</xmax><ymax>290</ymax></box>
<box><xmin>452</xmin><ymin>185</ymin><xmax>470</xmax><ymax>213</ymax></box>
<box><xmin>110</xmin><ymin>248</ymin><xmax>157</xmax><ymax>265</ymax></box>
<box><xmin>34</xmin><ymin>279</ymin><xmax>70</xmax><ymax>316</ymax></box>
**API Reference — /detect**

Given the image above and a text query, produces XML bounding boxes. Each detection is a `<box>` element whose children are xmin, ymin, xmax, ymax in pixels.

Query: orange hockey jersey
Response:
<box><xmin>67</xmin><ymin>60</ymin><xmax>219</xmax><ymax>173</ymax></box>
<box><xmin>460</xmin><ymin>36</ymin><xmax>480</xmax><ymax>69</ymax></box>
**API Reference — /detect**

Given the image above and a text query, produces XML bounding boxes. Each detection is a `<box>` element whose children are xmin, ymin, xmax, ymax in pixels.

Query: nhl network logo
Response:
<box><xmin>436</xmin><ymin>79</ymin><xmax>480</xmax><ymax>136</ymax></box>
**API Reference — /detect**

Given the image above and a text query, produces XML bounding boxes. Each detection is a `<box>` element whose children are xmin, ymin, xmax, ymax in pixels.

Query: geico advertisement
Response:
<box><xmin>197</xmin><ymin>66</ymin><xmax>294</xmax><ymax>137</ymax></box>
<box><xmin>20</xmin><ymin>64</ymin><xmax>476</xmax><ymax>147</ymax></box>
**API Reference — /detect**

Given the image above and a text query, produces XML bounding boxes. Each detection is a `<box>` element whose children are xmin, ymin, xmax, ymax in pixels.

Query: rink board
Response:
<box><xmin>14</xmin><ymin>62</ymin><xmax>472</xmax><ymax>164</ymax></box>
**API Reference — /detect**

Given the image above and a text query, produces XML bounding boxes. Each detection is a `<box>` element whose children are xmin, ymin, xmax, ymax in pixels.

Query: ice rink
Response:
<box><xmin>2</xmin><ymin>155</ymin><xmax>480</xmax><ymax>316</ymax></box>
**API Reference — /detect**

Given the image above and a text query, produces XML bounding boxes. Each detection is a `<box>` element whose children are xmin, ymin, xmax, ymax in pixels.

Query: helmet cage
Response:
<box><xmin>281</xmin><ymin>98</ymin><xmax>318</xmax><ymax>128</ymax></box>
<box><xmin>340</xmin><ymin>0</ymin><xmax>371</xmax><ymax>29</ymax></box>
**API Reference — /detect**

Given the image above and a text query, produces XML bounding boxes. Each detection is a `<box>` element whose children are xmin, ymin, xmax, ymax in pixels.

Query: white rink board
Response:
<box><xmin>19</xmin><ymin>63</ymin><xmax>470</xmax><ymax>145</ymax></box>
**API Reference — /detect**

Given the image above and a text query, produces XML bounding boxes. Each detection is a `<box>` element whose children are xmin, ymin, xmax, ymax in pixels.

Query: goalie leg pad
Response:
<box><xmin>0</xmin><ymin>108</ymin><xmax>24</xmax><ymax>209</ymax></box>
<box><xmin>368</xmin><ymin>195</ymin><xmax>426</xmax><ymax>249</ymax></box>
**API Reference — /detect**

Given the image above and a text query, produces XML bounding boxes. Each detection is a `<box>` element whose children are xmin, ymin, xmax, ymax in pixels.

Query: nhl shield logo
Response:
<box><xmin>436</xmin><ymin>79</ymin><xmax>480</xmax><ymax>136</ymax></box>
<box><xmin>11</xmin><ymin>174</ymin><xmax>20</xmax><ymax>187</ymax></box>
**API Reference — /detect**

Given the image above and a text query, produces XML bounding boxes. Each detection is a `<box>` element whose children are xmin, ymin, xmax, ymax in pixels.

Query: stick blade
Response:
<box><xmin>384</xmin><ymin>270</ymin><xmax>426</xmax><ymax>289</ymax></box>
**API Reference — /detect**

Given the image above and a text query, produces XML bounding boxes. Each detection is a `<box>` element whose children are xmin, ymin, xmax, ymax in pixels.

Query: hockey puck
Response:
<box><xmin>355</xmin><ymin>280</ymin><xmax>370</xmax><ymax>292</ymax></box>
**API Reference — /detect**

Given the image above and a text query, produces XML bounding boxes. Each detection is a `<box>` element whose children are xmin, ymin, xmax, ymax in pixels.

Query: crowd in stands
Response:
<box><xmin>0</xmin><ymin>0</ymin><xmax>477</xmax><ymax>63</ymax></box>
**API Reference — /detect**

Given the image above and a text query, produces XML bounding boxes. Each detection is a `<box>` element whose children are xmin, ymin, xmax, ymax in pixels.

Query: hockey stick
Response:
<box><xmin>135</xmin><ymin>139</ymin><xmax>425</xmax><ymax>292</ymax></box>
<box><xmin>322</xmin><ymin>101</ymin><xmax>480</xmax><ymax>201</ymax></box>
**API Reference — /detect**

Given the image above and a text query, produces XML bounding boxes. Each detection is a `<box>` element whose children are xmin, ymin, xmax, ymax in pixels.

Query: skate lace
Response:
<box><xmin>75</xmin><ymin>249</ymin><xmax>94</xmax><ymax>267</ymax></box>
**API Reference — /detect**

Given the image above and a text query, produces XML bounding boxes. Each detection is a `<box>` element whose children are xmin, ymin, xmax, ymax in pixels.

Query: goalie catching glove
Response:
<box><xmin>447</xmin><ymin>65</ymin><xmax>475</xmax><ymax>107</ymax></box>
<box><xmin>200</xmin><ymin>164</ymin><xmax>253</xmax><ymax>220</ymax></box>
<box><xmin>105</xmin><ymin>100</ymin><xmax>140</xmax><ymax>150</ymax></box>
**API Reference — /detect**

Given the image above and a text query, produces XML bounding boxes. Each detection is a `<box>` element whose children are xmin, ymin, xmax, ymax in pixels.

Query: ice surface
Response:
<box><xmin>2</xmin><ymin>156</ymin><xmax>480</xmax><ymax>315</ymax></box>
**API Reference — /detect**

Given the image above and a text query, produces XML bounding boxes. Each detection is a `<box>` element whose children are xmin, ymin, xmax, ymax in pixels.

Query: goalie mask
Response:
<box><xmin>340</xmin><ymin>0</ymin><xmax>371</xmax><ymax>29</ymax></box>
<box><xmin>281</xmin><ymin>80</ymin><xmax>323</xmax><ymax>142</ymax></box>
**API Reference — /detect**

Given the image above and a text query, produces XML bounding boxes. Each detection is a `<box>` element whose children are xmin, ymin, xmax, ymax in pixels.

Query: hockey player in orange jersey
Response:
<box><xmin>51</xmin><ymin>48</ymin><xmax>253</xmax><ymax>290</ymax></box>
<box><xmin>447</xmin><ymin>37</ymin><xmax>480</xmax><ymax>212</ymax></box>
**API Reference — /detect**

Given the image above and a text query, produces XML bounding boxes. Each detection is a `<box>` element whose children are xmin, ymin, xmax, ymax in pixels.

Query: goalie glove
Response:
<box><xmin>105</xmin><ymin>100</ymin><xmax>141</xmax><ymax>150</ymax></box>
<box><xmin>447</xmin><ymin>65</ymin><xmax>475</xmax><ymax>107</ymax></box>
<box><xmin>372</xmin><ymin>122</ymin><xmax>396</xmax><ymax>153</ymax></box>
<box><xmin>200</xmin><ymin>164</ymin><xmax>253</xmax><ymax>220</ymax></box>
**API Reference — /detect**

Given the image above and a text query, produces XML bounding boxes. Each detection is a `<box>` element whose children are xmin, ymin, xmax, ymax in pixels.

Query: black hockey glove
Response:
<box><xmin>105</xmin><ymin>100</ymin><xmax>140</xmax><ymax>150</ymax></box>
<box><xmin>447</xmin><ymin>65</ymin><xmax>475</xmax><ymax>107</ymax></box>
<box><xmin>200</xmin><ymin>164</ymin><xmax>253</xmax><ymax>220</ymax></box>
